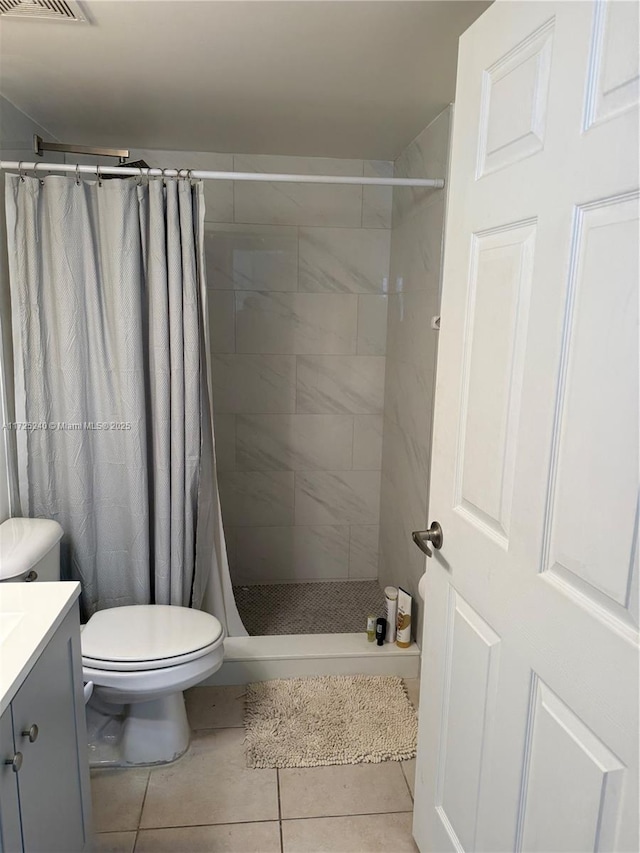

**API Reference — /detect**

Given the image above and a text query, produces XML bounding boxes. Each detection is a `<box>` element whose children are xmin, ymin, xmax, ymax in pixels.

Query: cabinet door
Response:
<box><xmin>11</xmin><ymin>607</ymin><xmax>91</xmax><ymax>853</ymax></box>
<box><xmin>0</xmin><ymin>708</ymin><xmax>22</xmax><ymax>853</ymax></box>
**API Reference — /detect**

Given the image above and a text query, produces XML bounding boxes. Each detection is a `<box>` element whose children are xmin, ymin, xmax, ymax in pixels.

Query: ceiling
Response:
<box><xmin>0</xmin><ymin>0</ymin><xmax>490</xmax><ymax>160</ymax></box>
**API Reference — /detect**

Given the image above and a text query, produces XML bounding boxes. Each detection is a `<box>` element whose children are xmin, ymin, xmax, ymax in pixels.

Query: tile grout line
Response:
<box><xmin>276</xmin><ymin>769</ymin><xmax>284</xmax><ymax>853</ymax></box>
<box><xmin>280</xmin><ymin>808</ymin><xmax>414</xmax><ymax>823</ymax></box>
<box><xmin>400</xmin><ymin>760</ymin><xmax>415</xmax><ymax>803</ymax></box>
<box><xmin>105</xmin><ymin>810</ymin><xmax>413</xmax><ymax>835</ymax></box>
<box><xmin>132</xmin><ymin>818</ymin><xmax>284</xmax><ymax>831</ymax></box>
<box><xmin>134</xmin><ymin>771</ymin><xmax>152</xmax><ymax>844</ymax></box>
<box><xmin>213</xmin><ymin>221</ymin><xmax>389</xmax><ymax>231</ymax></box>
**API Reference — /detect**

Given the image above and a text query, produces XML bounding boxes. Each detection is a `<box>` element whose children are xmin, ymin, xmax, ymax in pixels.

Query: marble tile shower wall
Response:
<box><xmin>377</xmin><ymin>107</ymin><xmax>452</xmax><ymax>642</ymax></box>
<box><xmin>160</xmin><ymin>152</ymin><xmax>393</xmax><ymax>585</ymax></box>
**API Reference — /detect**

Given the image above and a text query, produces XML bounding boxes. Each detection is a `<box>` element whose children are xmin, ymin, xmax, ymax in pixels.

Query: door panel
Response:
<box><xmin>585</xmin><ymin>0</ymin><xmax>639</xmax><ymax>127</ymax></box>
<box><xmin>457</xmin><ymin>221</ymin><xmax>536</xmax><ymax>544</ymax></box>
<box><xmin>414</xmin><ymin>1</ymin><xmax>639</xmax><ymax>851</ymax></box>
<box><xmin>518</xmin><ymin>678</ymin><xmax>625</xmax><ymax>853</ymax></box>
<box><xmin>544</xmin><ymin>194</ymin><xmax>639</xmax><ymax>625</ymax></box>
<box><xmin>0</xmin><ymin>709</ymin><xmax>22</xmax><ymax>853</ymax></box>
<box><xmin>477</xmin><ymin>18</ymin><xmax>554</xmax><ymax>177</ymax></box>
<box><xmin>12</xmin><ymin>611</ymin><xmax>88</xmax><ymax>852</ymax></box>
<box><xmin>436</xmin><ymin>592</ymin><xmax>501</xmax><ymax>853</ymax></box>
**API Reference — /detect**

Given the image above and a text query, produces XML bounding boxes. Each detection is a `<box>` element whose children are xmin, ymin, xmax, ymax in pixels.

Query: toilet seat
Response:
<box><xmin>81</xmin><ymin>604</ymin><xmax>224</xmax><ymax>672</ymax></box>
<box><xmin>82</xmin><ymin>637</ymin><xmax>224</xmax><ymax>671</ymax></box>
<box><xmin>83</xmin><ymin>645</ymin><xmax>224</xmax><ymax>695</ymax></box>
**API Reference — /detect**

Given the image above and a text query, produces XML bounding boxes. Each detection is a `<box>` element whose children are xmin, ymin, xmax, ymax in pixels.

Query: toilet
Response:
<box><xmin>0</xmin><ymin>517</ymin><xmax>225</xmax><ymax>767</ymax></box>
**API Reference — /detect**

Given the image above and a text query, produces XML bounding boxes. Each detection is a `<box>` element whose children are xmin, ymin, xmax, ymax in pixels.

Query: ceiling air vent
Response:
<box><xmin>0</xmin><ymin>0</ymin><xmax>87</xmax><ymax>22</ymax></box>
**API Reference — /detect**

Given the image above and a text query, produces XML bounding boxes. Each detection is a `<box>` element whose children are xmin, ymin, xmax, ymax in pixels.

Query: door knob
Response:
<box><xmin>22</xmin><ymin>724</ymin><xmax>39</xmax><ymax>743</ymax></box>
<box><xmin>412</xmin><ymin>522</ymin><xmax>443</xmax><ymax>557</ymax></box>
<box><xmin>4</xmin><ymin>752</ymin><xmax>23</xmax><ymax>773</ymax></box>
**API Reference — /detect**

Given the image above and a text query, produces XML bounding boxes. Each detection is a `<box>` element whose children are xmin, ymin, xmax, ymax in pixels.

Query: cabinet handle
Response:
<box><xmin>22</xmin><ymin>724</ymin><xmax>39</xmax><ymax>743</ymax></box>
<box><xmin>4</xmin><ymin>752</ymin><xmax>23</xmax><ymax>773</ymax></box>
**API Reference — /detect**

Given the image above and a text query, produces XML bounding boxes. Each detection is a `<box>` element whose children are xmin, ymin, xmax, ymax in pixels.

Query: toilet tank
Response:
<box><xmin>0</xmin><ymin>518</ymin><xmax>63</xmax><ymax>582</ymax></box>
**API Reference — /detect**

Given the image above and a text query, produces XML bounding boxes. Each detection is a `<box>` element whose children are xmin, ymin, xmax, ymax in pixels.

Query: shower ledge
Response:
<box><xmin>201</xmin><ymin>633</ymin><xmax>420</xmax><ymax>685</ymax></box>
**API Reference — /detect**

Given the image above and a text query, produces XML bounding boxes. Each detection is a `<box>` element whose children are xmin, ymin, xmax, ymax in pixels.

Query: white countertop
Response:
<box><xmin>0</xmin><ymin>581</ymin><xmax>81</xmax><ymax>715</ymax></box>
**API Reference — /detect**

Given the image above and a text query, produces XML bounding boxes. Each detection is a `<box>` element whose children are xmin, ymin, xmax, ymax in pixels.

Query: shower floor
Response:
<box><xmin>233</xmin><ymin>580</ymin><xmax>386</xmax><ymax>636</ymax></box>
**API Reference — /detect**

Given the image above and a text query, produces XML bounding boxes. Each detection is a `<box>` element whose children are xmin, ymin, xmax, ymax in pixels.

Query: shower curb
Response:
<box><xmin>200</xmin><ymin>633</ymin><xmax>420</xmax><ymax>685</ymax></box>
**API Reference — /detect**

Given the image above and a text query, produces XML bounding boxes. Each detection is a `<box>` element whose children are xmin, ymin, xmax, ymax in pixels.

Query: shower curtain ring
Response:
<box><xmin>75</xmin><ymin>164</ymin><xmax>81</xmax><ymax>186</ymax></box>
<box><xmin>29</xmin><ymin>163</ymin><xmax>43</xmax><ymax>186</ymax></box>
<box><xmin>97</xmin><ymin>165</ymin><xmax>102</xmax><ymax>187</ymax></box>
<box><xmin>18</xmin><ymin>161</ymin><xmax>25</xmax><ymax>182</ymax></box>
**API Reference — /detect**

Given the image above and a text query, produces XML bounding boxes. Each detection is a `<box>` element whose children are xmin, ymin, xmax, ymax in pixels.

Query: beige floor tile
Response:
<box><xmin>402</xmin><ymin>758</ymin><xmax>416</xmax><ymax>798</ymax></box>
<box><xmin>185</xmin><ymin>685</ymin><xmax>246</xmax><ymax>729</ymax></box>
<box><xmin>136</xmin><ymin>821</ymin><xmax>281</xmax><ymax>852</ymax></box>
<box><xmin>140</xmin><ymin>729</ymin><xmax>278</xmax><ymax>828</ymax></box>
<box><xmin>92</xmin><ymin>831</ymin><xmax>137</xmax><ymax>853</ymax></box>
<box><xmin>279</xmin><ymin>762</ymin><xmax>413</xmax><ymax>819</ymax></box>
<box><xmin>282</xmin><ymin>812</ymin><xmax>418</xmax><ymax>852</ymax></box>
<box><xmin>90</xmin><ymin>768</ymin><xmax>149</xmax><ymax>832</ymax></box>
<box><xmin>404</xmin><ymin>678</ymin><xmax>420</xmax><ymax>711</ymax></box>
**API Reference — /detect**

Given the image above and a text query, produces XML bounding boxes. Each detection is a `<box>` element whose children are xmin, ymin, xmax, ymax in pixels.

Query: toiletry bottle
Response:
<box><xmin>396</xmin><ymin>587</ymin><xmax>412</xmax><ymax>648</ymax></box>
<box><xmin>375</xmin><ymin>617</ymin><xmax>387</xmax><ymax>646</ymax></box>
<box><xmin>384</xmin><ymin>587</ymin><xmax>398</xmax><ymax>643</ymax></box>
<box><xmin>366</xmin><ymin>614</ymin><xmax>376</xmax><ymax>642</ymax></box>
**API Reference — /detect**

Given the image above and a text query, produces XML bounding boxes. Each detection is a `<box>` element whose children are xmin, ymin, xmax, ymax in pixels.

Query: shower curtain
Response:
<box><xmin>5</xmin><ymin>172</ymin><xmax>243</xmax><ymax>631</ymax></box>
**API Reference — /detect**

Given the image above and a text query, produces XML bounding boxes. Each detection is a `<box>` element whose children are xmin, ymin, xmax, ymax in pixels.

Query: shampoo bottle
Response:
<box><xmin>384</xmin><ymin>586</ymin><xmax>398</xmax><ymax>643</ymax></box>
<box><xmin>396</xmin><ymin>587</ymin><xmax>412</xmax><ymax>648</ymax></box>
<box><xmin>366</xmin><ymin>614</ymin><xmax>376</xmax><ymax>642</ymax></box>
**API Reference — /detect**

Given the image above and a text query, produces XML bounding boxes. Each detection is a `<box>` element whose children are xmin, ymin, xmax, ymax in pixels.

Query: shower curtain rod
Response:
<box><xmin>0</xmin><ymin>160</ymin><xmax>445</xmax><ymax>188</ymax></box>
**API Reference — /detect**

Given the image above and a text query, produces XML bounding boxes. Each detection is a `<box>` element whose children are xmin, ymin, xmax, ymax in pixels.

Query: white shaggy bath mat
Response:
<box><xmin>244</xmin><ymin>675</ymin><xmax>418</xmax><ymax>769</ymax></box>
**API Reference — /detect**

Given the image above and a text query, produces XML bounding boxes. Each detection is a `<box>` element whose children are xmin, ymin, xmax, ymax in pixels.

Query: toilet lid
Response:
<box><xmin>81</xmin><ymin>605</ymin><xmax>223</xmax><ymax>664</ymax></box>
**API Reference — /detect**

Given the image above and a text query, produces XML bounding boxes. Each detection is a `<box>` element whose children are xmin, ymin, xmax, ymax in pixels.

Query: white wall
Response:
<box><xmin>378</xmin><ymin>106</ymin><xmax>452</xmax><ymax>641</ymax></box>
<box><xmin>0</xmin><ymin>96</ymin><xmax>62</xmax><ymax>523</ymax></box>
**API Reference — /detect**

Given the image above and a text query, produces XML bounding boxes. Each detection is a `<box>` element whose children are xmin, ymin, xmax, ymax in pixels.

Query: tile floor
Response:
<box><xmin>92</xmin><ymin>679</ymin><xmax>420</xmax><ymax>853</ymax></box>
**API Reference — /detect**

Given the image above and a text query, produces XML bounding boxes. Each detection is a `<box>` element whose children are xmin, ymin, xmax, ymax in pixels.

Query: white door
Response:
<box><xmin>414</xmin><ymin>1</ymin><xmax>639</xmax><ymax>851</ymax></box>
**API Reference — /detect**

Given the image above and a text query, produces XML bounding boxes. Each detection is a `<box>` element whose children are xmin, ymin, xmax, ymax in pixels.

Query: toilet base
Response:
<box><xmin>86</xmin><ymin>690</ymin><xmax>190</xmax><ymax>767</ymax></box>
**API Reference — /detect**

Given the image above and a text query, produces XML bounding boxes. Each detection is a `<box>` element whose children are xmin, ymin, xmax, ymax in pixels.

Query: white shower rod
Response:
<box><xmin>0</xmin><ymin>160</ymin><xmax>444</xmax><ymax>189</ymax></box>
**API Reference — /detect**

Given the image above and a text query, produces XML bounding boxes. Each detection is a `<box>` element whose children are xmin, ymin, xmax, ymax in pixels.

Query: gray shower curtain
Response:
<box><xmin>5</xmin><ymin>173</ymin><xmax>240</xmax><ymax>627</ymax></box>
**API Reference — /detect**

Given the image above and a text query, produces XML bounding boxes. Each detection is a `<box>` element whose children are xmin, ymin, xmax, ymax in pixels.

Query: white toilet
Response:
<box><xmin>0</xmin><ymin>517</ymin><xmax>225</xmax><ymax>767</ymax></box>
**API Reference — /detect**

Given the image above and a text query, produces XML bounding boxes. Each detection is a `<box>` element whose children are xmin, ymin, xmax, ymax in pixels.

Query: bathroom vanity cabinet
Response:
<box><xmin>0</xmin><ymin>584</ymin><xmax>91</xmax><ymax>852</ymax></box>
